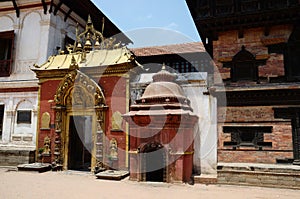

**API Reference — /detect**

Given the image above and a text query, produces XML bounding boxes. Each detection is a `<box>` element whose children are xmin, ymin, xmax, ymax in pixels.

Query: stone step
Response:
<box><xmin>193</xmin><ymin>174</ymin><xmax>217</xmax><ymax>184</ymax></box>
<box><xmin>17</xmin><ymin>163</ymin><xmax>52</xmax><ymax>173</ymax></box>
<box><xmin>95</xmin><ymin>170</ymin><xmax>129</xmax><ymax>180</ymax></box>
<box><xmin>217</xmin><ymin>163</ymin><xmax>300</xmax><ymax>189</ymax></box>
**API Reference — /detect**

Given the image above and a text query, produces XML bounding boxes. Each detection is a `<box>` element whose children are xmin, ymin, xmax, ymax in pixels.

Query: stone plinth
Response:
<box><xmin>17</xmin><ymin>163</ymin><xmax>52</xmax><ymax>173</ymax></box>
<box><xmin>95</xmin><ymin>170</ymin><xmax>129</xmax><ymax>180</ymax></box>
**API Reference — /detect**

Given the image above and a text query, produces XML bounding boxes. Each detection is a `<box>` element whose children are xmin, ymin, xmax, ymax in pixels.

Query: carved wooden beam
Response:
<box><xmin>64</xmin><ymin>9</ymin><xmax>72</xmax><ymax>22</ymax></box>
<box><xmin>11</xmin><ymin>0</ymin><xmax>19</xmax><ymax>17</ymax></box>
<box><xmin>41</xmin><ymin>0</ymin><xmax>47</xmax><ymax>14</ymax></box>
<box><xmin>53</xmin><ymin>0</ymin><xmax>63</xmax><ymax>15</ymax></box>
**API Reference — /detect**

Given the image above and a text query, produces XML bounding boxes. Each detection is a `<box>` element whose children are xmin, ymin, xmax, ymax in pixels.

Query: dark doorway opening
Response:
<box><xmin>68</xmin><ymin>116</ymin><xmax>92</xmax><ymax>171</ymax></box>
<box><xmin>143</xmin><ymin>142</ymin><xmax>166</xmax><ymax>182</ymax></box>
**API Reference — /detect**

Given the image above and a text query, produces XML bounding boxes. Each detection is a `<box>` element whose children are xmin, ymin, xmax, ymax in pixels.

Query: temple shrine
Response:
<box><xmin>123</xmin><ymin>65</ymin><xmax>198</xmax><ymax>182</ymax></box>
<box><xmin>32</xmin><ymin>16</ymin><xmax>138</xmax><ymax>172</ymax></box>
<box><xmin>31</xmin><ymin>15</ymin><xmax>216</xmax><ymax>183</ymax></box>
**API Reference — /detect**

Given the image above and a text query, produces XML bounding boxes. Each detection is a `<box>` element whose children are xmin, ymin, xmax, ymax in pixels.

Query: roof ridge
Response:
<box><xmin>130</xmin><ymin>41</ymin><xmax>203</xmax><ymax>50</ymax></box>
<box><xmin>130</xmin><ymin>42</ymin><xmax>205</xmax><ymax>56</ymax></box>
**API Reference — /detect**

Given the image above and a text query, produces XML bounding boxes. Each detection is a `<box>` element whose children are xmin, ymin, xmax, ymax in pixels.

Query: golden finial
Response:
<box><xmin>69</xmin><ymin>56</ymin><xmax>79</xmax><ymax>70</ymax></box>
<box><xmin>84</xmin><ymin>33</ymin><xmax>92</xmax><ymax>51</ymax></box>
<box><xmin>87</xmin><ymin>14</ymin><xmax>92</xmax><ymax>25</ymax></box>
<box><xmin>162</xmin><ymin>63</ymin><xmax>166</xmax><ymax>70</ymax></box>
<box><xmin>94</xmin><ymin>36</ymin><xmax>101</xmax><ymax>50</ymax></box>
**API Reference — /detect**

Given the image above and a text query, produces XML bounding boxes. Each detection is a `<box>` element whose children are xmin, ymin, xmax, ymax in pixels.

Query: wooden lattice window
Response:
<box><xmin>0</xmin><ymin>30</ymin><xmax>14</xmax><ymax>77</ymax></box>
<box><xmin>223</xmin><ymin>126</ymin><xmax>272</xmax><ymax>149</ymax></box>
<box><xmin>215</xmin><ymin>0</ymin><xmax>234</xmax><ymax>15</ymax></box>
<box><xmin>197</xmin><ymin>0</ymin><xmax>211</xmax><ymax>17</ymax></box>
<box><xmin>230</xmin><ymin>46</ymin><xmax>258</xmax><ymax>82</ymax></box>
<box><xmin>167</xmin><ymin>61</ymin><xmax>197</xmax><ymax>73</ymax></box>
<box><xmin>240</xmin><ymin>0</ymin><xmax>260</xmax><ymax>12</ymax></box>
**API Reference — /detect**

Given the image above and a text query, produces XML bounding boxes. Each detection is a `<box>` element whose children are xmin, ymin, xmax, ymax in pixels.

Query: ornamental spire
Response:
<box><xmin>152</xmin><ymin>63</ymin><xmax>176</xmax><ymax>82</ymax></box>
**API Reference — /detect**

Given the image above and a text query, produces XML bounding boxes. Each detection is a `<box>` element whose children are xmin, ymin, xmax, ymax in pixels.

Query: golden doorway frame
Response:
<box><xmin>63</xmin><ymin>109</ymin><xmax>97</xmax><ymax>171</ymax></box>
<box><xmin>53</xmin><ymin>70</ymin><xmax>107</xmax><ymax>172</ymax></box>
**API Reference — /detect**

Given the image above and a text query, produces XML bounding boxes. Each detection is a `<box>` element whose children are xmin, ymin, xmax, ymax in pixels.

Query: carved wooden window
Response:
<box><xmin>196</xmin><ymin>0</ymin><xmax>210</xmax><ymax>17</ymax></box>
<box><xmin>285</xmin><ymin>25</ymin><xmax>300</xmax><ymax>81</ymax></box>
<box><xmin>230</xmin><ymin>46</ymin><xmax>258</xmax><ymax>82</ymax></box>
<box><xmin>215</xmin><ymin>0</ymin><xmax>234</xmax><ymax>15</ymax></box>
<box><xmin>0</xmin><ymin>30</ymin><xmax>14</xmax><ymax>77</ymax></box>
<box><xmin>264</xmin><ymin>0</ymin><xmax>288</xmax><ymax>9</ymax></box>
<box><xmin>0</xmin><ymin>105</ymin><xmax>4</xmax><ymax>139</ymax></box>
<box><xmin>167</xmin><ymin>61</ymin><xmax>197</xmax><ymax>73</ymax></box>
<box><xmin>240</xmin><ymin>0</ymin><xmax>260</xmax><ymax>12</ymax></box>
<box><xmin>17</xmin><ymin>110</ymin><xmax>32</xmax><ymax>124</ymax></box>
<box><xmin>223</xmin><ymin>126</ymin><xmax>272</xmax><ymax>149</ymax></box>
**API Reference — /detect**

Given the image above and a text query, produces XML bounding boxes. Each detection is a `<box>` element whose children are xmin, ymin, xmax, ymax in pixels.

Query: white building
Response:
<box><xmin>0</xmin><ymin>0</ymin><xmax>129</xmax><ymax>165</ymax></box>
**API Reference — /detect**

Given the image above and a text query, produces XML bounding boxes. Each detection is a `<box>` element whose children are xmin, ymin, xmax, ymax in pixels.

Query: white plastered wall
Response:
<box><xmin>0</xmin><ymin>6</ymin><xmax>79</xmax><ymax>147</ymax></box>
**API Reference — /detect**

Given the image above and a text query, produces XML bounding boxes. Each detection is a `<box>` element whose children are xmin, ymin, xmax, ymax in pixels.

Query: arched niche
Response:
<box><xmin>0</xmin><ymin>15</ymin><xmax>14</xmax><ymax>31</ymax></box>
<box><xmin>231</xmin><ymin>46</ymin><xmax>258</xmax><ymax>82</ymax></box>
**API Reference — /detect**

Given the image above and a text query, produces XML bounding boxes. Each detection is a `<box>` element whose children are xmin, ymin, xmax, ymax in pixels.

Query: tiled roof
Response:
<box><xmin>130</xmin><ymin>42</ymin><xmax>205</xmax><ymax>56</ymax></box>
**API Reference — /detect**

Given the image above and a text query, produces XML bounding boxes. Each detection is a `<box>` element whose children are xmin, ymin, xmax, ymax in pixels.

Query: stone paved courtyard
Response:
<box><xmin>0</xmin><ymin>168</ymin><xmax>300</xmax><ymax>199</ymax></box>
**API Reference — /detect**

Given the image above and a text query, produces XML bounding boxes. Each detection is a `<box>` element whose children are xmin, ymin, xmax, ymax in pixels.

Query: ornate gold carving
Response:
<box><xmin>111</xmin><ymin>111</ymin><xmax>123</xmax><ymax>130</ymax></box>
<box><xmin>43</xmin><ymin>136</ymin><xmax>51</xmax><ymax>155</ymax></box>
<box><xmin>54</xmin><ymin>70</ymin><xmax>106</xmax><ymax>107</ymax></box>
<box><xmin>66</xmin><ymin>15</ymin><xmax>122</xmax><ymax>55</ymax></box>
<box><xmin>54</xmin><ymin>70</ymin><xmax>77</xmax><ymax>105</ymax></box>
<box><xmin>69</xmin><ymin>56</ymin><xmax>79</xmax><ymax>70</ymax></box>
<box><xmin>109</xmin><ymin>138</ymin><xmax>118</xmax><ymax>160</ymax></box>
<box><xmin>53</xmin><ymin>69</ymin><xmax>107</xmax><ymax>170</ymax></box>
<box><xmin>53</xmin><ymin>109</ymin><xmax>63</xmax><ymax>165</ymax></box>
<box><xmin>41</xmin><ymin>112</ymin><xmax>50</xmax><ymax>129</ymax></box>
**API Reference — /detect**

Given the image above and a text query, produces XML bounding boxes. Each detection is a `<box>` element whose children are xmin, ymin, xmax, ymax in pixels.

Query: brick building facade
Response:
<box><xmin>187</xmin><ymin>0</ymin><xmax>300</xmax><ymax>165</ymax></box>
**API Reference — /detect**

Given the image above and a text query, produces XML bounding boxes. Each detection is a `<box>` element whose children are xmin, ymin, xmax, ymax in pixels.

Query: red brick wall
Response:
<box><xmin>218</xmin><ymin>150</ymin><xmax>293</xmax><ymax>164</ymax></box>
<box><xmin>214</xmin><ymin>25</ymin><xmax>294</xmax><ymax>164</ymax></box>
<box><xmin>214</xmin><ymin>25</ymin><xmax>293</xmax><ymax>80</ymax></box>
<box><xmin>218</xmin><ymin>106</ymin><xmax>293</xmax><ymax>163</ymax></box>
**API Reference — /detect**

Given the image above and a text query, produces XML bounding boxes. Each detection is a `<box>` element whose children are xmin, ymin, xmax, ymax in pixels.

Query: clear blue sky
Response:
<box><xmin>91</xmin><ymin>0</ymin><xmax>201</xmax><ymax>47</ymax></box>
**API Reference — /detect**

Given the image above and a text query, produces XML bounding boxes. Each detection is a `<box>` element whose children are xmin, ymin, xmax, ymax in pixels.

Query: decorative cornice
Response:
<box><xmin>0</xmin><ymin>87</ymin><xmax>38</xmax><ymax>93</ymax></box>
<box><xmin>215</xmin><ymin>88</ymin><xmax>300</xmax><ymax>106</ymax></box>
<box><xmin>218</xmin><ymin>54</ymin><xmax>269</xmax><ymax>63</ymax></box>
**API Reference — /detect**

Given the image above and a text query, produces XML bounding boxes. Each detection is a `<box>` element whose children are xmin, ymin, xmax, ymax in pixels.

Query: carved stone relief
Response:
<box><xmin>41</xmin><ymin>112</ymin><xmax>50</xmax><ymax>129</ymax></box>
<box><xmin>111</xmin><ymin>111</ymin><xmax>123</xmax><ymax>130</ymax></box>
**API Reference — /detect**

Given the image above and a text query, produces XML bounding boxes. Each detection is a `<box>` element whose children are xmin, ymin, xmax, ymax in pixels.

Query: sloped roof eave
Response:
<box><xmin>31</xmin><ymin>47</ymin><xmax>136</xmax><ymax>71</ymax></box>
